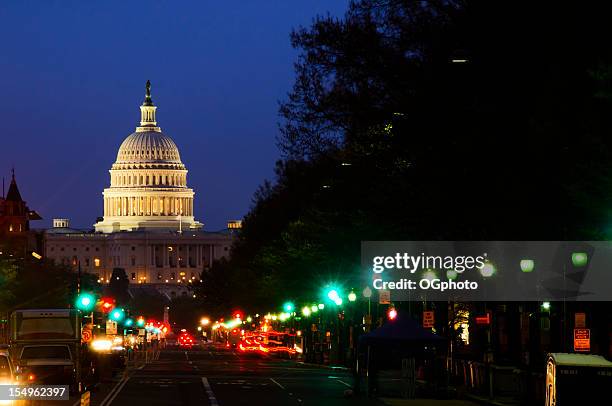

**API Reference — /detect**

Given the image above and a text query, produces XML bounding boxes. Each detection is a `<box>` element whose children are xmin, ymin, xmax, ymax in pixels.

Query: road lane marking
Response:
<box><xmin>201</xmin><ymin>377</ymin><xmax>219</xmax><ymax>406</ymax></box>
<box><xmin>100</xmin><ymin>376</ymin><xmax>130</xmax><ymax>406</ymax></box>
<box><xmin>337</xmin><ymin>379</ymin><xmax>352</xmax><ymax>388</ymax></box>
<box><xmin>270</xmin><ymin>378</ymin><xmax>286</xmax><ymax>390</ymax></box>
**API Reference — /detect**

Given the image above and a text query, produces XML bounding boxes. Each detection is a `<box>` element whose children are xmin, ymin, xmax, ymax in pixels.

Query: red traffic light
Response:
<box><xmin>387</xmin><ymin>307</ymin><xmax>398</xmax><ymax>321</ymax></box>
<box><xmin>99</xmin><ymin>297</ymin><xmax>115</xmax><ymax>313</ymax></box>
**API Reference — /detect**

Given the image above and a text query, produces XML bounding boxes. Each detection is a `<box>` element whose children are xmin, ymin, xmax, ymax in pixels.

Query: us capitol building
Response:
<box><xmin>44</xmin><ymin>82</ymin><xmax>237</xmax><ymax>297</ymax></box>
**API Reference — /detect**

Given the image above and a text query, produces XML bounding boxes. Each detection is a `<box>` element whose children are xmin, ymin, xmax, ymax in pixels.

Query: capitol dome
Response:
<box><xmin>115</xmin><ymin>131</ymin><xmax>182</xmax><ymax>165</ymax></box>
<box><xmin>94</xmin><ymin>81</ymin><xmax>202</xmax><ymax>233</ymax></box>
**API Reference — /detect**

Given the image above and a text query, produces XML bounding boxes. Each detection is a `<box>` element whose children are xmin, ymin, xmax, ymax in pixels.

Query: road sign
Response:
<box><xmin>574</xmin><ymin>329</ymin><xmax>590</xmax><ymax>352</ymax></box>
<box><xmin>106</xmin><ymin>320</ymin><xmax>117</xmax><ymax>335</ymax></box>
<box><xmin>81</xmin><ymin>329</ymin><xmax>92</xmax><ymax>343</ymax></box>
<box><xmin>575</xmin><ymin>312</ymin><xmax>586</xmax><ymax>328</ymax></box>
<box><xmin>80</xmin><ymin>391</ymin><xmax>90</xmax><ymax>406</ymax></box>
<box><xmin>379</xmin><ymin>289</ymin><xmax>391</xmax><ymax>304</ymax></box>
<box><xmin>423</xmin><ymin>311</ymin><xmax>434</xmax><ymax>328</ymax></box>
<box><xmin>138</xmin><ymin>328</ymin><xmax>146</xmax><ymax>336</ymax></box>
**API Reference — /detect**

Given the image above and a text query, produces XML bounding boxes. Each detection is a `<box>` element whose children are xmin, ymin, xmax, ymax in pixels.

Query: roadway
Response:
<box><xmin>76</xmin><ymin>345</ymin><xmax>384</xmax><ymax>406</ymax></box>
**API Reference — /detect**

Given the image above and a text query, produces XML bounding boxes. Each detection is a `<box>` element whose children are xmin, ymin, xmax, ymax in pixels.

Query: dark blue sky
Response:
<box><xmin>0</xmin><ymin>1</ymin><xmax>348</xmax><ymax>230</ymax></box>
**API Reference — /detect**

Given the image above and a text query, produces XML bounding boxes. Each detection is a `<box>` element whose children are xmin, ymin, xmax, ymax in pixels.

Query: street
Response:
<box><xmin>81</xmin><ymin>345</ymin><xmax>384</xmax><ymax>406</ymax></box>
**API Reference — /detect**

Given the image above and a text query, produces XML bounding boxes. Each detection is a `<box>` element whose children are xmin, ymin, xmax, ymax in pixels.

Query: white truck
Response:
<box><xmin>9</xmin><ymin>309</ymin><xmax>82</xmax><ymax>392</ymax></box>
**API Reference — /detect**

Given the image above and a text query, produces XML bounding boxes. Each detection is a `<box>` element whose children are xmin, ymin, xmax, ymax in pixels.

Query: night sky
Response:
<box><xmin>0</xmin><ymin>1</ymin><xmax>348</xmax><ymax>230</ymax></box>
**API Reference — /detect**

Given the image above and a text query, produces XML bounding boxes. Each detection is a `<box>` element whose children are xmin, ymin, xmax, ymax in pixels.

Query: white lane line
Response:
<box><xmin>337</xmin><ymin>379</ymin><xmax>352</xmax><ymax>388</ymax></box>
<box><xmin>270</xmin><ymin>378</ymin><xmax>286</xmax><ymax>390</ymax></box>
<box><xmin>100</xmin><ymin>376</ymin><xmax>130</xmax><ymax>406</ymax></box>
<box><xmin>201</xmin><ymin>377</ymin><xmax>219</xmax><ymax>406</ymax></box>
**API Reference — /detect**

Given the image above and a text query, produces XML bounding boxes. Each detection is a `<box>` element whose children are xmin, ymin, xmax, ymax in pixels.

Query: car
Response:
<box><xmin>178</xmin><ymin>332</ymin><xmax>195</xmax><ymax>349</ymax></box>
<box><xmin>1</xmin><ymin>349</ymin><xmax>17</xmax><ymax>405</ymax></box>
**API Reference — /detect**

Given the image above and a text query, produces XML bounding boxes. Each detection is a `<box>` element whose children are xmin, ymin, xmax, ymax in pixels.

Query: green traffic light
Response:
<box><xmin>124</xmin><ymin>318</ymin><xmax>134</xmax><ymax>327</ymax></box>
<box><xmin>136</xmin><ymin>317</ymin><xmax>145</xmax><ymax>327</ymax></box>
<box><xmin>75</xmin><ymin>293</ymin><xmax>96</xmax><ymax>312</ymax></box>
<box><xmin>283</xmin><ymin>302</ymin><xmax>294</xmax><ymax>312</ymax></box>
<box><xmin>109</xmin><ymin>308</ymin><xmax>125</xmax><ymax>322</ymax></box>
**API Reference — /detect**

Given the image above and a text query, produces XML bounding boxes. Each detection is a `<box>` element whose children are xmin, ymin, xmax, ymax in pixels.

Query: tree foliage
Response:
<box><xmin>196</xmin><ymin>0</ymin><xmax>612</xmax><ymax>314</ymax></box>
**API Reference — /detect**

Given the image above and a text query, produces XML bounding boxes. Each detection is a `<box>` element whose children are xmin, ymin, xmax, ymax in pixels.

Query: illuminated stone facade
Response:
<box><xmin>94</xmin><ymin>81</ymin><xmax>202</xmax><ymax>233</ymax></box>
<box><xmin>43</xmin><ymin>82</ymin><xmax>236</xmax><ymax>293</ymax></box>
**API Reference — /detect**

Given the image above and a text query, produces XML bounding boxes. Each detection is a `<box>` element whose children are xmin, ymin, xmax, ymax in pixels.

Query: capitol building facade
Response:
<box><xmin>44</xmin><ymin>82</ymin><xmax>236</xmax><ymax>297</ymax></box>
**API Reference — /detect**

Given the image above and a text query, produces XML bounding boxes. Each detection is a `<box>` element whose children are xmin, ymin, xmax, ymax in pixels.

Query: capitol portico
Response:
<box><xmin>43</xmin><ymin>82</ymin><xmax>236</xmax><ymax>295</ymax></box>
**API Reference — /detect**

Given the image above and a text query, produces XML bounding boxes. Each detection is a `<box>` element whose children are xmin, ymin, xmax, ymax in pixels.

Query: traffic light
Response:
<box><xmin>387</xmin><ymin>307</ymin><xmax>398</xmax><ymax>320</ymax></box>
<box><xmin>109</xmin><ymin>308</ymin><xmax>125</xmax><ymax>322</ymax></box>
<box><xmin>301</xmin><ymin>306</ymin><xmax>311</xmax><ymax>317</ymax></box>
<box><xmin>100</xmin><ymin>297</ymin><xmax>114</xmax><ymax>313</ymax></box>
<box><xmin>75</xmin><ymin>292</ymin><xmax>96</xmax><ymax>312</ymax></box>
<box><xmin>283</xmin><ymin>302</ymin><xmax>294</xmax><ymax>312</ymax></box>
<box><xmin>136</xmin><ymin>317</ymin><xmax>145</xmax><ymax>327</ymax></box>
<box><xmin>124</xmin><ymin>318</ymin><xmax>134</xmax><ymax>327</ymax></box>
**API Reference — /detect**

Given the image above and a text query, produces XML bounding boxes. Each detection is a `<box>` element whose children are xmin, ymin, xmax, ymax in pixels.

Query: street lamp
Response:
<box><xmin>479</xmin><ymin>262</ymin><xmax>496</xmax><ymax>278</ymax></box>
<box><xmin>200</xmin><ymin>317</ymin><xmax>210</xmax><ymax>326</ymax></box>
<box><xmin>327</xmin><ymin>290</ymin><xmax>339</xmax><ymax>301</ymax></box>
<box><xmin>301</xmin><ymin>306</ymin><xmax>311</xmax><ymax>317</ymax></box>
<box><xmin>348</xmin><ymin>291</ymin><xmax>357</xmax><ymax>302</ymax></box>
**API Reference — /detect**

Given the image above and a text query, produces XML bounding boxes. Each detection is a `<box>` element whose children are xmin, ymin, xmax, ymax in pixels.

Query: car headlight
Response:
<box><xmin>91</xmin><ymin>339</ymin><xmax>113</xmax><ymax>352</ymax></box>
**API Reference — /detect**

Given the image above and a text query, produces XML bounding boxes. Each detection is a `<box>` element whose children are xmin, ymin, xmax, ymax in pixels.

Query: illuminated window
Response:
<box><xmin>131</xmin><ymin>273</ymin><xmax>136</xmax><ymax>280</ymax></box>
<box><xmin>94</xmin><ymin>258</ymin><xmax>101</xmax><ymax>267</ymax></box>
<box><xmin>8</xmin><ymin>224</ymin><xmax>13</xmax><ymax>232</ymax></box>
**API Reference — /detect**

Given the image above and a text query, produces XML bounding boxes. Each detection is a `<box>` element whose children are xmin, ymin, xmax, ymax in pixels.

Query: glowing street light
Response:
<box><xmin>311</xmin><ymin>305</ymin><xmax>318</xmax><ymax>313</ymax></box>
<box><xmin>479</xmin><ymin>262</ymin><xmax>496</xmax><ymax>278</ymax></box>
<box><xmin>520</xmin><ymin>259</ymin><xmax>535</xmax><ymax>273</ymax></box>
<box><xmin>200</xmin><ymin>317</ymin><xmax>210</xmax><ymax>326</ymax></box>
<box><xmin>301</xmin><ymin>306</ymin><xmax>311</xmax><ymax>317</ymax></box>
<box><xmin>318</xmin><ymin>303</ymin><xmax>325</xmax><ymax>310</ymax></box>
<box><xmin>571</xmin><ymin>252</ymin><xmax>588</xmax><ymax>267</ymax></box>
<box><xmin>348</xmin><ymin>291</ymin><xmax>357</xmax><ymax>302</ymax></box>
<box><xmin>327</xmin><ymin>290</ymin><xmax>339</xmax><ymax>301</ymax></box>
